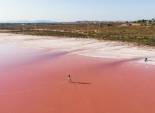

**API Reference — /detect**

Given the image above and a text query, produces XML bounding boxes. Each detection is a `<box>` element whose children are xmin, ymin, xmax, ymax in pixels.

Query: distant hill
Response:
<box><xmin>0</xmin><ymin>20</ymin><xmax>56</xmax><ymax>23</ymax></box>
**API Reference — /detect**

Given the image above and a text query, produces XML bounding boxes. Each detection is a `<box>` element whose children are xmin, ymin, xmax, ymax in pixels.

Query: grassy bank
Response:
<box><xmin>0</xmin><ymin>23</ymin><xmax>155</xmax><ymax>46</ymax></box>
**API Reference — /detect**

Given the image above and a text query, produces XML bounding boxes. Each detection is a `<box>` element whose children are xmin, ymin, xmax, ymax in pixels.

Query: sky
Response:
<box><xmin>0</xmin><ymin>0</ymin><xmax>154</xmax><ymax>22</ymax></box>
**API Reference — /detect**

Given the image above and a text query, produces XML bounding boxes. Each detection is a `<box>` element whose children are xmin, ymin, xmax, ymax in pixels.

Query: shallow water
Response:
<box><xmin>0</xmin><ymin>46</ymin><xmax>155</xmax><ymax>113</ymax></box>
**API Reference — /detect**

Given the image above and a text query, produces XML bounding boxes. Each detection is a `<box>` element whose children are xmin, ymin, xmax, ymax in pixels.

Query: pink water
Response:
<box><xmin>0</xmin><ymin>49</ymin><xmax>155</xmax><ymax>113</ymax></box>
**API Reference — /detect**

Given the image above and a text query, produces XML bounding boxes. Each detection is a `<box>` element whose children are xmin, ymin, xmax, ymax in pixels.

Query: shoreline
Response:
<box><xmin>0</xmin><ymin>33</ymin><xmax>155</xmax><ymax>65</ymax></box>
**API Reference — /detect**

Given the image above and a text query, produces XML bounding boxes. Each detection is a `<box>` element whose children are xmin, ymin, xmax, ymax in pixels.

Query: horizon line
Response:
<box><xmin>0</xmin><ymin>18</ymin><xmax>154</xmax><ymax>23</ymax></box>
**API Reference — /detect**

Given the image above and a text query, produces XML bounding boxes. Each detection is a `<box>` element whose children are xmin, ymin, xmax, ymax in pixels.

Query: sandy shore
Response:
<box><xmin>0</xmin><ymin>33</ymin><xmax>155</xmax><ymax>65</ymax></box>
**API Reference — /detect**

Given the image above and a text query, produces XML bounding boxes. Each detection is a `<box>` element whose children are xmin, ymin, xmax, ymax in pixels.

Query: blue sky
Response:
<box><xmin>0</xmin><ymin>0</ymin><xmax>154</xmax><ymax>22</ymax></box>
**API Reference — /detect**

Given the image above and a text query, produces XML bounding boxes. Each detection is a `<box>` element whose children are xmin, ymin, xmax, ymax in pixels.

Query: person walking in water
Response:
<box><xmin>145</xmin><ymin>57</ymin><xmax>148</xmax><ymax>62</ymax></box>
<box><xmin>67</xmin><ymin>74</ymin><xmax>72</xmax><ymax>83</ymax></box>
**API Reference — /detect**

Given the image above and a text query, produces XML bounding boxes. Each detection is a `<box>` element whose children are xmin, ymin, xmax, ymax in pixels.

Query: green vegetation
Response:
<box><xmin>0</xmin><ymin>20</ymin><xmax>155</xmax><ymax>46</ymax></box>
